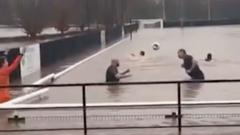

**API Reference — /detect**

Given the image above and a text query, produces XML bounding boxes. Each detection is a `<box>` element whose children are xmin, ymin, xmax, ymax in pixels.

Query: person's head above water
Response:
<box><xmin>140</xmin><ymin>51</ymin><xmax>145</xmax><ymax>56</ymax></box>
<box><xmin>0</xmin><ymin>56</ymin><xmax>7</xmax><ymax>68</ymax></box>
<box><xmin>111</xmin><ymin>59</ymin><xmax>120</xmax><ymax>67</ymax></box>
<box><xmin>177</xmin><ymin>49</ymin><xmax>187</xmax><ymax>59</ymax></box>
<box><xmin>205</xmin><ymin>53</ymin><xmax>212</xmax><ymax>62</ymax></box>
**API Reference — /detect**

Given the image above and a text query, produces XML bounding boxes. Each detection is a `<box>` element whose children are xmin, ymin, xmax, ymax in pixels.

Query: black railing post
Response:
<box><xmin>177</xmin><ymin>82</ymin><xmax>182</xmax><ymax>132</ymax></box>
<box><xmin>82</xmin><ymin>85</ymin><xmax>87</xmax><ymax>135</ymax></box>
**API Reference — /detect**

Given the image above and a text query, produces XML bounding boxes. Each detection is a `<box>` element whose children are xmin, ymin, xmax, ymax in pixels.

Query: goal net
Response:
<box><xmin>137</xmin><ymin>19</ymin><xmax>164</xmax><ymax>29</ymax></box>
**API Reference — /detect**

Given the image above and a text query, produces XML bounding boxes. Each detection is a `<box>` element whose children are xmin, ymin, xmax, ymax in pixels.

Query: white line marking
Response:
<box><xmin>2</xmin><ymin>88</ymin><xmax>49</xmax><ymax>105</ymax></box>
<box><xmin>1</xmin><ymin>100</ymin><xmax>240</xmax><ymax>109</ymax></box>
<box><xmin>23</xmin><ymin>73</ymin><xmax>55</xmax><ymax>94</ymax></box>
<box><xmin>4</xmin><ymin>74</ymin><xmax>54</xmax><ymax>105</ymax></box>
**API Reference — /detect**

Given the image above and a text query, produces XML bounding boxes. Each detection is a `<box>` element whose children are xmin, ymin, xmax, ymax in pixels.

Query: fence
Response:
<box><xmin>105</xmin><ymin>26</ymin><xmax>122</xmax><ymax>45</ymax></box>
<box><xmin>158</xmin><ymin>0</ymin><xmax>240</xmax><ymax>27</ymax></box>
<box><xmin>1</xmin><ymin>79</ymin><xmax>240</xmax><ymax>134</ymax></box>
<box><xmin>40</xmin><ymin>31</ymin><xmax>101</xmax><ymax>67</ymax></box>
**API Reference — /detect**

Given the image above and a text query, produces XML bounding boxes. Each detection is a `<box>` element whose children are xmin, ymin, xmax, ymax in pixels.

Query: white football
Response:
<box><xmin>152</xmin><ymin>42</ymin><xmax>160</xmax><ymax>50</ymax></box>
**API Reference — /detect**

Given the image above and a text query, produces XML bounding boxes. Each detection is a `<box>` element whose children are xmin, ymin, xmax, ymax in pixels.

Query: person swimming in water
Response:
<box><xmin>129</xmin><ymin>51</ymin><xmax>146</xmax><ymax>60</ymax></box>
<box><xmin>205</xmin><ymin>53</ymin><xmax>212</xmax><ymax>62</ymax></box>
<box><xmin>178</xmin><ymin>49</ymin><xmax>205</xmax><ymax>80</ymax></box>
<box><xmin>139</xmin><ymin>51</ymin><xmax>145</xmax><ymax>56</ymax></box>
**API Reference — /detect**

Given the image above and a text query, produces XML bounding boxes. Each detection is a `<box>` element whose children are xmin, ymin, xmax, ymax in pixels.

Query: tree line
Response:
<box><xmin>0</xmin><ymin>0</ymin><xmax>163</xmax><ymax>38</ymax></box>
<box><xmin>1</xmin><ymin>0</ymin><xmax>239</xmax><ymax>38</ymax></box>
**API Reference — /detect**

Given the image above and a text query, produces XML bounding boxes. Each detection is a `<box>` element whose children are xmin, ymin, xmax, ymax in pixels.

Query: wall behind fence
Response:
<box><xmin>40</xmin><ymin>31</ymin><xmax>101</xmax><ymax>67</ymax></box>
<box><xmin>105</xmin><ymin>26</ymin><xmax>122</xmax><ymax>45</ymax></box>
<box><xmin>124</xmin><ymin>23</ymin><xmax>139</xmax><ymax>35</ymax></box>
<box><xmin>163</xmin><ymin>0</ymin><xmax>240</xmax><ymax>27</ymax></box>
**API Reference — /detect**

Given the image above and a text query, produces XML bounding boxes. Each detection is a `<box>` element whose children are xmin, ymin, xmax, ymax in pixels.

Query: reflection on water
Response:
<box><xmin>107</xmin><ymin>85</ymin><xmax>125</xmax><ymax>102</ymax></box>
<box><xmin>182</xmin><ymin>81</ymin><xmax>203</xmax><ymax>101</ymax></box>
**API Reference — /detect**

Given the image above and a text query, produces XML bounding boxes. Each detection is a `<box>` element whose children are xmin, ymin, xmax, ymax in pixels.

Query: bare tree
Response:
<box><xmin>53</xmin><ymin>0</ymin><xmax>75</xmax><ymax>34</ymax></box>
<box><xmin>71</xmin><ymin>0</ymin><xmax>86</xmax><ymax>31</ymax></box>
<box><xmin>14</xmin><ymin>0</ymin><xmax>50</xmax><ymax>38</ymax></box>
<box><xmin>54</xmin><ymin>11</ymin><xmax>70</xmax><ymax>34</ymax></box>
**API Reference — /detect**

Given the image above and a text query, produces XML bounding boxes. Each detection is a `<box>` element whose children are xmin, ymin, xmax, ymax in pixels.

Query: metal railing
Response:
<box><xmin>1</xmin><ymin>79</ymin><xmax>240</xmax><ymax>134</ymax></box>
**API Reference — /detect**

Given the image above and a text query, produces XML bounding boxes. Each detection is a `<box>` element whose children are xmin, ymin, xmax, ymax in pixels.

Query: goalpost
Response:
<box><xmin>136</xmin><ymin>18</ymin><xmax>164</xmax><ymax>29</ymax></box>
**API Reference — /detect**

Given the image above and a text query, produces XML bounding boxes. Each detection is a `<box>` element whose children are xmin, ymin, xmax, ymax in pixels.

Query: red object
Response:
<box><xmin>0</xmin><ymin>55</ymin><xmax>22</xmax><ymax>103</ymax></box>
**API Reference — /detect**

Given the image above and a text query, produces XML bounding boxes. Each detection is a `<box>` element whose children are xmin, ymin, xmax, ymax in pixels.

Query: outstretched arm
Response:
<box><xmin>116</xmin><ymin>69</ymin><xmax>131</xmax><ymax>79</ymax></box>
<box><xmin>120</xmin><ymin>69</ymin><xmax>130</xmax><ymax>75</ymax></box>
<box><xmin>116</xmin><ymin>74</ymin><xmax>132</xmax><ymax>79</ymax></box>
<box><xmin>7</xmin><ymin>55</ymin><xmax>23</xmax><ymax>74</ymax></box>
<box><xmin>7</xmin><ymin>47</ymin><xmax>26</xmax><ymax>74</ymax></box>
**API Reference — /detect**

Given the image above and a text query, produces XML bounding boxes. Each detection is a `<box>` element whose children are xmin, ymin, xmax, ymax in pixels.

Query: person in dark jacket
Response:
<box><xmin>178</xmin><ymin>49</ymin><xmax>205</xmax><ymax>80</ymax></box>
<box><xmin>106</xmin><ymin>59</ymin><xmax>131</xmax><ymax>82</ymax></box>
